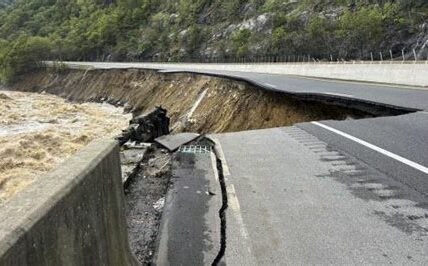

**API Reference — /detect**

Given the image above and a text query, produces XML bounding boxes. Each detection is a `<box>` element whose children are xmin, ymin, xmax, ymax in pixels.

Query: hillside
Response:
<box><xmin>0</xmin><ymin>0</ymin><xmax>427</xmax><ymax>82</ymax></box>
<box><xmin>0</xmin><ymin>0</ymin><xmax>13</xmax><ymax>9</ymax></box>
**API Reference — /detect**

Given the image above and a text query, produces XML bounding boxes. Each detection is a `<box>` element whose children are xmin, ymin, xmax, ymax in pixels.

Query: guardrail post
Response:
<box><xmin>413</xmin><ymin>49</ymin><xmax>417</xmax><ymax>63</ymax></box>
<box><xmin>402</xmin><ymin>49</ymin><xmax>405</xmax><ymax>64</ymax></box>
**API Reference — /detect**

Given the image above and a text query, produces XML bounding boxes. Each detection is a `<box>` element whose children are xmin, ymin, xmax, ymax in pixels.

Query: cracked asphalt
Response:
<box><xmin>210</xmin><ymin>127</ymin><xmax>428</xmax><ymax>264</ymax></box>
<box><xmin>64</xmin><ymin>62</ymin><xmax>428</xmax><ymax>264</ymax></box>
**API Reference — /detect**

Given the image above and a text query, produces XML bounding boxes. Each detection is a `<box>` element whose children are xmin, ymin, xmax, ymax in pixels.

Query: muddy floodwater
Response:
<box><xmin>0</xmin><ymin>90</ymin><xmax>131</xmax><ymax>204</ymax></box>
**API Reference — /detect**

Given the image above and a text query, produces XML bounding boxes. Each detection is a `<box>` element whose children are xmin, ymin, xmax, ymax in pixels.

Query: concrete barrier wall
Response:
<box><xmin>0</xmin><ymin>140</ymin><xmax>136</xmax><ymax>266</ymax></box>
<box><xmin>65</xmin><ymin>62</ymin><xmax>428</xmax><ymax>87</ymax></box>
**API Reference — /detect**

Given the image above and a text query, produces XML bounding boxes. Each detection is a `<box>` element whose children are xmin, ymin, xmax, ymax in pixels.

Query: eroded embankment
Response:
<box><xmin>11</xmin><ymin>68</ymin><xmax>375</xmax><ymax>134</ymax></box>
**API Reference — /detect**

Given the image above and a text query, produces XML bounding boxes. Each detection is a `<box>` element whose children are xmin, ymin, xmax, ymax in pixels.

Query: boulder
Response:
<box><xmin>118</xmin><ymin>106</ymin><xmax>170</xmax><ymax>145</ymax></box>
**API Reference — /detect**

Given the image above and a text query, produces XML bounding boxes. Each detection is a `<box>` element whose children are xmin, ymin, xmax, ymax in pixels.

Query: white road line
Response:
<box><xmin>227</xmin><ymin>185</ymin><xmax>250</xmax><ymax>240</ymax></box>
<box><xmin>264</xmin><ymin>83</ymin><xmax>277</xmax><ymax>88</ymax></box>
<box><xmin>208</xmin><ymin>137</ymin><xmax>231</xmax><ymax>176</ymax></box>
<box><xmin>311</xmin><ymin>122</ymin><xmax>428</xmax><ymax>175</ymax></box>
<box><xmin>324</xmin><ymin>92</ymin><xmax>355</xmax><ymax>98</ymax></box>
<box><xmin>226</xmin><ymin>184</ymin><xmax>255</xmax><ymax>265</ymax></box>
<box><xmin>292</xmin><ymin>75</ymin><xmax>427</xmax><ymax>91</ymax></box>
<box><xmin>210</xmin><ymin>152</ymin><xmax>219</xmax><ymax>182</ymax></box>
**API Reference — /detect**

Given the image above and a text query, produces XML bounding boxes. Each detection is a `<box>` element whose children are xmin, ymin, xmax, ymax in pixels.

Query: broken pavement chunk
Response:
<box><xmin>155</xmin><ymin>132</ymin><xmax>200</xmax><ymax>152</ymax></box>
<box><xmin>117</xmin><ymin>106</ymin><xmax>170</xmax><ymax>145</ymax></box>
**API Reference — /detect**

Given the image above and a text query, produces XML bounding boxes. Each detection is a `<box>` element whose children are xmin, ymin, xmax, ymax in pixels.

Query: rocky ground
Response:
<box><xmin>115</xmin><ymin>108</ymin><xmax>173</xmax><ymax>264</ymax></box>
<box><xmin>124</xmin><ymin>145</ymin><xmax>172</xmax><ymax>264</ymax></box>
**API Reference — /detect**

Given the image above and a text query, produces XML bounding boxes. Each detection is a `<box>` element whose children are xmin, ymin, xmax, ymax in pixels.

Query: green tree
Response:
<box><xmin>337</xmin><ymin>6</ymin><xmax>384</xmax><ymax>57</ymax></box>
<box><xmin>231</xmin><ymin>29</ymin><xmax>252</xmax><ymax>57</ymax></box>
<box><xmin>0</xmin><ymin>35</ymin><xmax>51</xmax><ymax>83</ymax></box>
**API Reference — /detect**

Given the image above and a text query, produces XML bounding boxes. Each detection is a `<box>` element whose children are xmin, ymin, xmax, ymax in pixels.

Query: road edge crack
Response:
<box><xmin>211</xmin><ymin>141</ymin><xmax>228</xmax><ymax>265</ymax></box>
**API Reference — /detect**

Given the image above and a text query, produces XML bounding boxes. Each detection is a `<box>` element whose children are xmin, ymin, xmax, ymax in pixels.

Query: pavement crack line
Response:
<box><xmin>211</xmin><ymin>143</ymin><xmax>229</xmax><ymax>265</ymax></box>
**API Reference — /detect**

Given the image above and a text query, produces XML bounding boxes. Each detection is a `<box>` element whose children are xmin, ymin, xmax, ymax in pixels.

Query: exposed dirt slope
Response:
<box><xmin>12</xmin><ymin>69</ymin><xmax>370</xmax><ymax>134</ymax></box>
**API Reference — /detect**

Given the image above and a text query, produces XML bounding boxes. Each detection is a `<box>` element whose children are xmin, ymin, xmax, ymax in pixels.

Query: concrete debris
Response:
<box><xmin>120</xmin><ymin>144</ymin><xmax>151</xmax><ymax>185</ymax></box>
<box><xmin>121</xmin><ymin>149</ymin><xmax>146</xmax><ymax>165</ymax></box>
<box><xmin>121</xmin><ymin>165</ymin><xmax>138</xmax><ymax>184</ymax></box>
<box><xmin>153</xmin><ymin>197</ymin><xmax>165</xmax><ymax>212</ymax></box>
<box><xmin>123</xmin><ymin>141</ymin><xmax>152</xmax><ymax>150</ymax></box>
<box><xmin>118</xmin><ymin>106</ymin><xmax>170</xmax><ymax>145</ymax></box>
<box><xmin>155</xmin><ymin>132</ymin><xmax>200</xmax><ymax>152</ymax></box>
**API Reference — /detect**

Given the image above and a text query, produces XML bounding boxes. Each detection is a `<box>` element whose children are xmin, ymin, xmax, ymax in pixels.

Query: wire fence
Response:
<box><xmin>113</xmin><ymin>46</ymin><xmax>428</xmax><ymax>65</ymax></box>
<box><xmin>62</xmin><ymin>46</ymin><xmax>428</xmax><ymax>64</ymax></box>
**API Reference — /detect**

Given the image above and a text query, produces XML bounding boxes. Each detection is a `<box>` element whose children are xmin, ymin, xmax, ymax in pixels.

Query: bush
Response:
<box><xmin>336</xmin><ymin>6</ymin><xmax>384</xmax><ymax>57</ymax></box>
<box><xmin>0</xmin><ymin>35</ymin><xmax>51</xmax><ymax>84</ymax></box>
<box><xmin>231</xmin><ymin>29</ymin><xmax>252</xmax><ymax>57</ymax></box>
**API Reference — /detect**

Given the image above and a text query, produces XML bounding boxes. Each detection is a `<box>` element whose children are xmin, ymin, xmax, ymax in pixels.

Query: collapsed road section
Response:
<box><xmin>116</xmin><ymin>107</ymin><xmax>227</xmax><ymax>264</ymax></box>
<box><xmin>4</xmin><ymin>67</ymin><xmax>422</xmax><ymax>265</ymax></box>
<box><xmin>154</xmin><ymin>140</ymin><xmax>222</xmax><ymax>265</ymax></box>
<box><xmin>10</xmin><ymin>68</ymin><xmax>414</xmax><ymax>136</ymax></box>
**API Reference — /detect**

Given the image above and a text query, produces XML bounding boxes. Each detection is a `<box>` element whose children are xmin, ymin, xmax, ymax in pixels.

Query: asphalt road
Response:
<box><xmin>65</xmin><ymin>62</ymin><xmax>428</xmax><ymax>264</ymax></box>
<box><xmin>161</xmin><ymin>68</ymin><xmax>428</xmax><ymax>111</ymax></box>
<box><xmin>65</xmin><ymin>62</ymin><xmax>428</xmax><ymax>111</ymax></box>
<box><xmin>210</xmin><ymin>128</ymin><xmax>428</xmax><ymax>264</ymax></box>
<box><xmin>299</xmin><ymin>112</ymin><xmax>428</xmax><ymax>198</ymax></box>
<box><xmin>155</xmin><ymin>149</ymin><xmax>222</xmax><ymax>265</ymax></box>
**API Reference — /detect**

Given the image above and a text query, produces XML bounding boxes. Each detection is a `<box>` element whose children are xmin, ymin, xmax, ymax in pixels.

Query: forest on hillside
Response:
<box><xmin>0</xmin><ymin>0</ymin><xmax>427</xmax><ymax>83</ymax></box>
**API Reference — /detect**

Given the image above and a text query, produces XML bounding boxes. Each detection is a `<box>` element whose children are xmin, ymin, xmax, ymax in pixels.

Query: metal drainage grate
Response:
<box><xmin>178</xmin><ymin>145</ymin><xmax>212</xmax><ymax>154</ymax></box>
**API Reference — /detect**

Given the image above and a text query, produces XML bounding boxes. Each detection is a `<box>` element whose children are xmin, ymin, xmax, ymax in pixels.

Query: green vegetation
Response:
<box><xmin>232</xmin><ymin>29</ymin><xmax>252</xmax><ymax>57</ymax></box>
<box><xmin>0</xmin><ymin>35</ymin><xmax>51</xmax><ymax>83</ymax></box>
<box><xmin>0</xmin><ymin>0</ymin><xmax>427</xmax><ymax>83</ymax></box>
<box><xmin>0</xmin><ymin>0</ymin><xmax>13</xmax><ymax>9</ymax></box>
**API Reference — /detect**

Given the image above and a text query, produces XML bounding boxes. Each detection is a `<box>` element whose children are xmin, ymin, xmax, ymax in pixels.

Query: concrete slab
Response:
<box><xmin>155</xmin><ymin>133</ymin><xmax>200</xmax><ymax>151</ymax></box>
<box><xmin>155</xmin><ymin>148</ymin><xmax>221</xmax><ymax>265</ymax></box>
<box><xmin>0</xmin><ymin>140</ymin><xmax>137</xmax><ymax>265</ymax></box>
<box><xmin>209</xmin><ymin>127</ymin><xmax>428</xmax><ymax>265</ymax></box>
